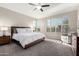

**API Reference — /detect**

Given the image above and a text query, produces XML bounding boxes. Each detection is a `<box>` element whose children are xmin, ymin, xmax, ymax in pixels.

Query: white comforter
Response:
<box><xmin>12</xmin><ymin>32</ymin><xmax>45</xmax><ymax>48</ymax></box>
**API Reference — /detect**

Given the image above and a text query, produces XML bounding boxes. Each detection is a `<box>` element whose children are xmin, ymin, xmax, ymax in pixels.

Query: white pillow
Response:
<box><xmin>16</xmin><ymin>28</ymin><xmax>33</xmax><ymax>33</ymax></box>
<box><xmin>16</xmin><ymin>28</ymin><xmax>26</xmax><ymax>33</ymax></box>
<box><xmin>26</xmin><ymin>28</ymin><xmax>33</xmax><ymax>33</ymax></box>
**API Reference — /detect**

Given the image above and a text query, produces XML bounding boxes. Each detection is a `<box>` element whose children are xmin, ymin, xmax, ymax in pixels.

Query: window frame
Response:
<box><xmin>33</xmin><ymin>19</ymin><xmax>40</xmax><ymax>32</ymax></box>
<box><xmin>46</xmin><ymin>17</ymin><xmax>69</xmax><ymax>33</ymax></box>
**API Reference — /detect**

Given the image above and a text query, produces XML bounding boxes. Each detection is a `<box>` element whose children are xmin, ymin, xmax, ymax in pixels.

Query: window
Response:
<box><xmin>46</xmin><ymin>20</ymin><xmax>51</xmax><ymax>32</ymax></box>
<box><xmin>51</xmin><ymin>26</ymin><xmax>55</xmax><ymax>32</ymax></box>
<box><xmin>62</xmin><ymin>25</ymin><xmax>68</xmax><ymax>34</ymax></box>
<box><xmin>33</xmin><ymin>19</ymin><xmax>40</xmax><ymax>32</ymax></box>
<box><xmin>62</xmin><ymin>18</ymin><xmax>69</xmax><ymax>34</ymax></box>
<box><xmin>46</xmin><ymin>16</ymin><xmax>69</xmax><ymax>33</ymax></box>
<box><xmin>56</xmin><ymin>25</ymin><xmax>61</xmax><ymax>32</ymax></box>
<box><xmin>47</xmin><ymin>27</ymin><xmax>51</xmax><ymax>32</ymax></box>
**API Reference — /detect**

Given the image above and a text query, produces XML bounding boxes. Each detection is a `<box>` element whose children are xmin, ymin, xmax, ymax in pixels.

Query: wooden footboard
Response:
<box><xmin>24</xmin><ymin>37</ymin><xmax>45</xmax><ymax>49</ymax></box>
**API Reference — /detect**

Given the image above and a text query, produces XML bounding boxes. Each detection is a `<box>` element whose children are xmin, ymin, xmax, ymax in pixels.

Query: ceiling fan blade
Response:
<box><xmin>40</xmin><ymin>8</ymin><xmax>43</xmax><ymax>12</ymax></box>
<box><xmin>33</xmin><ymin>8</ymin><xmax>37</xmax><ymax>11</ymax></box>
<box><xmin>29</xmin><ymin>3</ymin><xmax>36</xmax><ymax>6</ymax></box>
<box><xmin>42</xmin><ymin>5</ymin><xmax>50</xmax><ymax>7</ymax></box>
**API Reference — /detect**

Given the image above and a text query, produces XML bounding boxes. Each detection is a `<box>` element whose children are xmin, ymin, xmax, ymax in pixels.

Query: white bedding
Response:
<box><xmin>12</xmin><ymin>32</ymin><xmax>45</xmax><ymax>48</ymax></box>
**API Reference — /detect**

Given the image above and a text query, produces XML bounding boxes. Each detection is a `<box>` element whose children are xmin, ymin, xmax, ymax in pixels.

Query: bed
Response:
<box><xmin>11</xmin><ymin>26</ymin><xmax>45</xmax><ymax>48</ymax></box>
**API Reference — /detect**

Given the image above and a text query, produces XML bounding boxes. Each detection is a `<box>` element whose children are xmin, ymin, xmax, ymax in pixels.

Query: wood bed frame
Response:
<box><xmin>11</xmin><ymin>26</ymin><xmax>45</xmax><ymax>49</ymax></box>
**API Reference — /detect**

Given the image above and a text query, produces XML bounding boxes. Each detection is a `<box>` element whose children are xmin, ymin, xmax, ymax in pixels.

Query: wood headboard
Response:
<box><xmin>11</xmin><ymin>26</ymin><xmax>30</xmax><ymax>39</ymax></box>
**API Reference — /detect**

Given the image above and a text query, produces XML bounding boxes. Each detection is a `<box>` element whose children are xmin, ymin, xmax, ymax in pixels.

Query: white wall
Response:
<box><xmin>0</xmin><ymin>7</ymin><xmax>77</xmax><ymax>40</ymax></box>
<box><xmin>40</xmin><ymin>10</ymin><xmax>77</xmax><ymax>40</ymax></box>
<box><xmin>0</xmin><ymin>7</ymin><xmax>34</xmax><ymax>27</ymax></box>
<box><xmin>77</xmin><ymin>8</ymin><xmax>79</xmax><ymax>36</ymax></box>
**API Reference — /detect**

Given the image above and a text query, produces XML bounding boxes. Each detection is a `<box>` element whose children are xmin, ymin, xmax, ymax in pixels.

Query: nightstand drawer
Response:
<box><xmin>2</xmin><ymin>36</ymin><xmax>10</xmax><ymax>39</ymax></box>
<box><xmin>0</xmin><ymin>36</ymin><xmax>10</xmax><ymax>45</ymax></box>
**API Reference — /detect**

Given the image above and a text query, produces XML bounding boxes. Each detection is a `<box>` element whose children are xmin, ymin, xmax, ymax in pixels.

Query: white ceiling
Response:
<box><xmin>0</xmin><ymin>3</ymin><xmax>79</xmax><ymax>19</ymax></box>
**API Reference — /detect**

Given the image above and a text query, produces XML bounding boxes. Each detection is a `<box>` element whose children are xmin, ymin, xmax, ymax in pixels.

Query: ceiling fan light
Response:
<box><xmin>36</xmin><ymin>6</ymin><xmax>41</xmax><ymax>9</ymax></box>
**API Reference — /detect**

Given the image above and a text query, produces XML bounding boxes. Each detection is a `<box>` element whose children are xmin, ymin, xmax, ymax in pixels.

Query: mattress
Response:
<box><xmin>12</xmin><ymin>32</ymin><xmax>45</xmax><ymax>48</ymax></box>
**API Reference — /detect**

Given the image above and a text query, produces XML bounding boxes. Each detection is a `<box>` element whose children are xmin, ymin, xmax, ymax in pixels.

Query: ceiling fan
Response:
<box><xmin>28</xmin><ymin>3</ymin><xmax>50</xmax><ymax>12</ymax></box>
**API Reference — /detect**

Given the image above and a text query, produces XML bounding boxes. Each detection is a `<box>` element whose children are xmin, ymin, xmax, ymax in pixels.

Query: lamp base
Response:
<box><xmin>3</xmin><ymin>35</ymin><xmax>6</xmax><ymax>37</ymax></box>
<box><xmin>3</xmin><ymin>31</ymin><xmax>6</xmax><ymax>37</ymax></box>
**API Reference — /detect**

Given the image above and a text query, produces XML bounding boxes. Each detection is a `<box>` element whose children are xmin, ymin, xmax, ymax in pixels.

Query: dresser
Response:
<box><xmin>77</xmin><ymin>37</ymin><xmax>79</xmax><ymax>56</ymax></box>
<box><xmin>0</xmin><ymin>36</ymin><xmax>10</xmax><ymax>45</ymax></box>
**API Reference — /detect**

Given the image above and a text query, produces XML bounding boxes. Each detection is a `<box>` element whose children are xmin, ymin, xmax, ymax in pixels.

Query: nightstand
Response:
<box><xmin>0</xmin><ymin>36</ymin><xmax>11</xmax><ymax>45</ymax></box>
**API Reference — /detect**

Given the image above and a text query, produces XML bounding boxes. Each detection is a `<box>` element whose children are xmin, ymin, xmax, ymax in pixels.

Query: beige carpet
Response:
<box><xmin>0</xmin><ymin>39</ymin><xmax>75</xmax><ymax>56</ymax></box>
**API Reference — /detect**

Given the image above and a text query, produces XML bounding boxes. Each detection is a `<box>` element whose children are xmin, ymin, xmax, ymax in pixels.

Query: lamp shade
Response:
<box><xmin>1</xmin><ymin>27</ymin><xmax>8</xmax><ymax>31</ymax></box>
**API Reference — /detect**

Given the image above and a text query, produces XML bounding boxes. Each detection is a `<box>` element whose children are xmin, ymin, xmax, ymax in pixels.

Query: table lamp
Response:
<box><xmin>1</xmin><ymin>27</ymin><xmax>8</xmax><ymax>36</ymax></box>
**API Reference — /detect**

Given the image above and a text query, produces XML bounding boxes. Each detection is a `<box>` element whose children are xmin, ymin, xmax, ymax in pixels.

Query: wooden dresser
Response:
<box><xmin>0</xmin><ymin>36</ymin><xmax>10</xmax><ymax>45</ymax></box>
